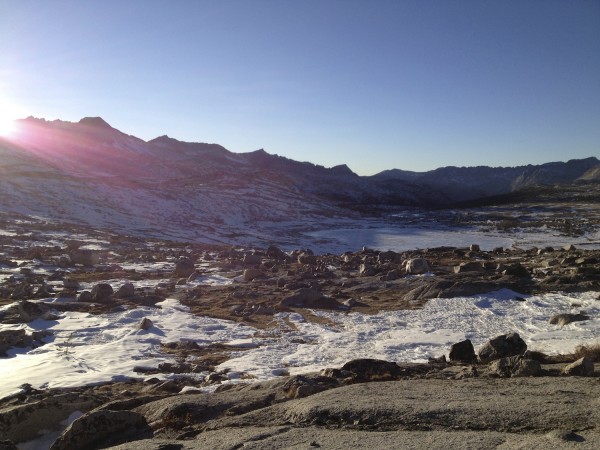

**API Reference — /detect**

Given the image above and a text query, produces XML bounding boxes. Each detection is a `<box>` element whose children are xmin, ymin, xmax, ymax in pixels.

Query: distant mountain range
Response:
<box><xmin>0</xmin><ymin>116</ymin><xmax>597</xmax><ymax>244</ymax></box>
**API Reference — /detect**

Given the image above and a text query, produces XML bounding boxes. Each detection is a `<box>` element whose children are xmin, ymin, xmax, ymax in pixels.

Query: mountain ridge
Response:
<box><xmin>0</xmin><ymin>116</ymin><xmax>597</xmax><ymax>244</ymax></box>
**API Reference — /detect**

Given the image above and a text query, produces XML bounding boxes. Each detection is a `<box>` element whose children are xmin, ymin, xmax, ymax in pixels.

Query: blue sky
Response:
<box><xmin>1</xmin><ymin>0</ymin><xmax>598</xmax><ymax>174</ymax></box>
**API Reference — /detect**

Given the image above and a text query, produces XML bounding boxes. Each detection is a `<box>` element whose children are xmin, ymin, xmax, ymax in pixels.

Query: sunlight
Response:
<box><xmin>0</xmin><ymin>115</ymin><xmax>17</xmax><ymax>137</ymax></box>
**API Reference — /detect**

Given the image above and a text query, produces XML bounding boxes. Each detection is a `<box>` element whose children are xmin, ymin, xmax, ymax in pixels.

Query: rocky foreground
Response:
<box><xmin>1</xmin><ymin>215</ymin><xmax>600</xmax><ymax>449</ymax></box>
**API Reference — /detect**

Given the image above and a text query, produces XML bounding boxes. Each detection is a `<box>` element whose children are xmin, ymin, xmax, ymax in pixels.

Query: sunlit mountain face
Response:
<box><xmin>0</xmin><ymin>116</ymin><xmax>598</xmax><ymax>247</ymax></box>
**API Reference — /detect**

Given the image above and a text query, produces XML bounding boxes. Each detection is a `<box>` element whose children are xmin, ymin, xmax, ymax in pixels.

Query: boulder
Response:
<box><xmin>77</xmin><ymin>291</ymin><xmax>93</xmax><ymax>303</ymax></box>
<box><xmin>340</xmin><ymin>358</ymin><xmax>401</xmax><ymax>381</ymax></box>
<box><xmin>549</xmin><ymin>313</ymin><xmax>589</xmax><ymax>327</ymax></box>
<box><xmin>502</xmin><ymin>263</ymin><xmax>530</xmax><ymax>277</ymax></box>
<box><xmin>243</xmin><ymin>254</ymin><xmax>262</xmax><ymax>265</ymax></box>
<box><xmin>488</xmin><ymin>356</ymin><xmax>540</xmax><ymax>378</ymax></box>
<box><xmin>359</xmin><ymin>263</ymin><xmax>376</xmax><ymax>277</ymax></box>
<box><xmin>49</xmin><ymin>410</ymin><xmax>149</xmax><ymax>450</ymax></box>
<box><xmin>115</xmin><ymin>282</ymin><xmax>135</xmax><ymax>299</ymax></box>
<box><xmin>173</xmin><ymin>256</ymin><xmax>195</xmax><ymax>278</ymax></box>
<box><xmin>0</xmin><ymin>301</ymin><xmax>51</xmax><ymax>324</ymax></box>
<box><xmin>298</xmin><ymin>253</ymin><xmax>318</xmax><ymax>265</ymax></box>
<box><xmin>266</xmin><ymin>245</ymin><xmax>287</xmax><ymax>260</ymax></box>
<box><xmin>469</xmin><ymin>244</ymin><xmax>480</xmax><ymax>252</ymax></box>
<box><xmin>405</xmin><ymin>258</ymin><xmax>430</xmax><ymax>274</ymax></box>
<box><xmin>448</xmin><ymin>339</ymin><xmax>476</xmax><ymax>363</ymax></box>
<box><xmin>69</xmin><ymin>249</ymin><xmax>100</xmax><ymax>266</ymax></box>
<box><xmin>478</xmin><ymin>332</ymin><xmax>527</xmax><ymax>363</ymax></box>
<box><xmin>91</xmin><ymin>283</ymin><xmax>114</xmax><ymax>303</ymax></box>
<box><xmin>281</xmin><ymin>375</ymin><xmax>338</xmax><ymax>399</ymax></box>
<box><xmin>562</xmin><ymin>357</ymin><xmax>594</xmax><ymax>376</ymax></box>
<box><xmin>454</xmin><ymin>262</ymin><xmax>485</xmax><ymax>273</ymax></box>
<box><xmin>138</xmin><ymin>318</ymin><xmax>153</xmax><ymax>330</ymax></box>
<box><xmin>280</xmin><ymin>288</ymin><xmax>343</xmax><ymax>309</ymax></box>
<box><xmin>242</xmin><ymin>268</ymin><xmax>262</xmax><ymax>282</ymax></box>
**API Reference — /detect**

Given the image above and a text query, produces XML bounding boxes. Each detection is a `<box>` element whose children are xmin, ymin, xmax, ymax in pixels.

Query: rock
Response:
<box><xmin>69</xmin><ymin>249</ymin><xmax>100</xmax><ymax>266</ymax></box>
<box><xmin>115</xmin><ymin>282</ymin><xmax>135</xmax><ymax>299</ymax></box>
<box><xmin>405</xmin><ymin>258</ymin><xmax>430</xmax><ymax>274</ymax></box>
<box><xmin>298</xmin><ymin>253</ymin><xmax>318</xmax><ymax>265</ymax></box>
<box><xmin>488</xmin><ymin>356</ymin><xmax>541</xmax><ymax>378</ymax></box>
<box><xmin>77</xmin><ymin>290</ymin><xmax>93</xmax><ymax>302</ymax></box>
<box><xmin>549</xmin><ymin>313</ymin><xmax>589</xmax><ymax>326</ymax></box>
<box><xmin>91</xmin><ymin>283</ymin><xmax>114</xmax><ymax>303</ymax></box>
<box><xmin>50</xmin><ymin>410</ymin><xmax>149</xmax><ymax>450</ymax></box>
<box><xmin>10</xmin><ymin>283</ymin><xmax>32</xmax><ymax>300</ymax></box>
<box><xmin>281</xmin><ymin>375</ymin><xmax>338</xmax><ymax>399</ymax></box>
<box><xmin>243</xmin><ymin>254</ymin><xmax>262</xmax><ymax>265</ymax></box>
<box><xmin>380</xmin><ymin>269</ymin><xmax>400</xmax><ymax>281</ymax></box>
<box><xmin>512</xmin><ymin>358</ymin><xmax>541</xmax><ymax>377</ymax></box>
<box><xmin>562</xmin><ymin>357</ymin><xmax>594</xmax><ymax>376</ymax></box>
<box><xmin>0</xmin><ymin>300</ymin><xmax>51</xmax><ymax>323</ymax></box>
<box><xmin>242</xmin><ymin>268</ymin><xmax>262</xmax><ymax>282</ymax></box>
<box><xmin>173</xmin><ymin>256</ymin><xmax>195</xmax><ymax>278</ymax></box>
<box><xmin>359</xmin><ymin>263</ymin><xmax>376</xmax><ymax>277</ymax></box>
<box><xmin>448</xmin><ymin>339</ymin><xmax>476</xmax><ymax>363</ymax></box>
<box><xmin>470</xmin><ymin>244</ymin><xmax>480</xmax><ymax>252</ymax></box>
<box><xmin>563</xmin><ymin>244</ymin><xmax>576</xmax><ymax>252</ymax></box>
<box><xmin>280</xmin><ymin>288</ymin><xmax>343</xmax><ymax>309</ymax></box>
<box><xmin>454</xmin><ymin>261</ymin><xmax>485</xmax><ymax>273</ymax></box>
<box><xmin>340</xmin><ymin>358</ymin><xmax>401</xmax><ymax>381</ymax></box>
<box><xmin>62</xmin><ymin>278</ymin><xmax>80</xmax><ymax>290</ymax></box>
<box><xmin>266</xmin><ymin>245</ymin><xmax>287</xmax><ymax>260</ymax></box>
<box><xmin>502</xmin><ymin>263</ymin><xmax>530</xmax><ymax>277</ymax></box>
<box><xmin>478</xmin><ymin>332</ymin><xmax>527</xmax><ymax>363</ymax></box>
<box><xmin>138</xmin><ymin>318</ymin><xmax>153</xmax><ymax>330</ymax></box>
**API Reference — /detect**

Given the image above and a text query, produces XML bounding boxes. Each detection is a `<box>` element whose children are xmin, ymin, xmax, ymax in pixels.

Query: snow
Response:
<box><xmin>304</xmin><ymin>225</ymin><xmax>600</xmax><ymax>254</ymax></box>
<box><xmin>2</xmin><ymin>291</ymin><xmax>599</xmax><ymax>399</ymax></box>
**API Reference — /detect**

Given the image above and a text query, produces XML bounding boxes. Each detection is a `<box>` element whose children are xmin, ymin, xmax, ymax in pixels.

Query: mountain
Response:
<box><xmin>0</xmin><ymin>117</ymin><xmax>440</xmax><ymax>245</ymax></box>
<box><xmin>371</xmin><ymin>157</ymin><xmax>600</xmax><ymax>202</ymax></box>
<box><xmin>0</xmin><ymin>116</ymin><xmax>596</xmax><ymax>245</ymax></box>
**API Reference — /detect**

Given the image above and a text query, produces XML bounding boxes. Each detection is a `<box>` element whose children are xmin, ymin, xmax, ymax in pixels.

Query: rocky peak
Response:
<box><xmin>78</xmin><ymin>117</ymin><xmax>113</xmax><ymax>129</ymax></box>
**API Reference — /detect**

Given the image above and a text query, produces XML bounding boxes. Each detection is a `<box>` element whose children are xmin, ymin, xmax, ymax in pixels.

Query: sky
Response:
<box><xmin>0</xmin><ymin>0</ymin><xmax>598</xmax><ymax>175</ymax></box>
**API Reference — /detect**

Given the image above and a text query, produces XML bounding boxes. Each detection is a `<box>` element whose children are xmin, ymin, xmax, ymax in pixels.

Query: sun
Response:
<box><xmin>0</xmin><ymin>118</ymin><xmax>17</xmax><ymax>137</ymax></box>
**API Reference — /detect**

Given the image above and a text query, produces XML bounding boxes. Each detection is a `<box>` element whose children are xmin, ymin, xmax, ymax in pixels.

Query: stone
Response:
<box><xmin>449</xmin><ymin>339</ymin><xmax>476</xmax><ymax>363</ymax></box>
<box><xmin>69</xmin><ymin>249</ymin><xmax>100</xmax><ymax>266</ymax></box>
<box><xmin>173</xmin><ymin>256</ymin><xmax>195</xmax><ymax>278</ymax></box>
<box><xmin>512</xmin><ymin>358</ymin><xmax>541</xmax><ymax>377</ymax></box>
<box><xmin>243</xmin><ymin>254</ymin><xmax>262</xmax><ymax>265</ymax></box>
<box><xmin>454</xmin><ymin>261</ymin><xmax>485</xmax><ymax>273</ymax></box>
<box><xmin>563</xmin><ymin>244</ymin><xmax>576</xmax><ymax>252</ymax></box>
<box><xmin>138</xmin><ymin>318</ymin><xmax>153</xmax><ymax>330</ymax></box>
<box><xmin>62</xmin><ymin>278</ymin><xmax>80</xmax><ymax>290</ymax></box>
<box><xmin>77</xmin><ymin>290</ymin><xmax>93</xmax><ymax>302</ymax></box>
<box><xmin>281</xmin><ymin>375</ymin><xmax>338</xmax><ymax>399</ymax></box>
<box><xmin>502</xmin><ymin>263</ymin><xmax>530</xmax><ymax>277</ymax></box>
<box><xmin>91</xmin><ymin>283</ymin><xmax>114</xmax><ymax>303</ymax></box>
<box><xmin>242</xmin><ymin>268</ymin><xmax>262</xmax><ymax>282</ymax></box>
<box><xmin>266</xmin><ymin>245</ymin><xmax>287</xmax><ymax>260</ymax></box>
<box><xmin>469</xmin><ymin>244</ymin><xmax>480</xmax><ymax>252</ymax></box>
<box><xmin>115</xmin><ymin>282</ymin><xmax>135</xmax><ymax>299</ymax></box>
<box><xmin>478</xmin><ymin>332</ymin><xmax>527</xmax><ymax>363</ymax></box>
<box><xmin>549</xmin><ymin>313</ymin><xmax>589</xmax><ymax>327</ymax></box>
<box><xmin>359</xmin><ymin>263</ymin><xmax>376</xmax><ymax>277</ymax></box>
<box><xmin>405</xmin><ymin>258</ymin><xmax>430</xmax><ymax>274</ymax></box>
<box><xmin>298</xmin><ymin>253</ymin><xmax>318</xmax><ymax>265</ymax></box>
<box><xmin>341</xmin><ymin>358</ymin><xmax>401</xmax><ymax>381</ymax></box>
<box><xmin>562</xmin><ymin>357</ymin><xmax>594</xmax><ymax>376</ymax></box>
<box><xmin>281</xmin><ymin>288</ymin><xmax>343</xmax><ymax>309</ymax></box>
<box><xmin>0</xmin><ymin>300</ymin><xmax>51</xmax><ymax>323</ymax></box>
<box><xmin>49</xmin><ymin>410</ymin><xmax>149</xmax><ymax>450</ymax></box>
<box><xmin>380</xmin><ymin>269</ymin><xmax>400</xmax><ymax>281</ymax></box>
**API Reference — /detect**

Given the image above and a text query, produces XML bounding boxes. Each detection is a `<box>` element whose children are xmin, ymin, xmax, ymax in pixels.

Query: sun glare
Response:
<box><xmin>0</xmin><ymin>117</ymin><xmax>17</xmax><ymax>137</ymax></box>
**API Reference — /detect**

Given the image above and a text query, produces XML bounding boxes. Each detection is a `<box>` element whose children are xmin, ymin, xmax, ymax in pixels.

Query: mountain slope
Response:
<box><xmin>0</xmin><ymin>116</ymin><xmax>596</xmax><ymax>244</ymax></box>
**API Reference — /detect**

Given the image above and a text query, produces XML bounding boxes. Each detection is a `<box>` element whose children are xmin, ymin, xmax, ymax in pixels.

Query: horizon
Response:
<box><xmin>1</xmin><ymin>1</ymin><xmax>599</xmax><ymax>175</ymax></box>
<box><xmin>6</xmin><ymin>114</ymin><xmax>599</xmax><ymax>175</ymax></box>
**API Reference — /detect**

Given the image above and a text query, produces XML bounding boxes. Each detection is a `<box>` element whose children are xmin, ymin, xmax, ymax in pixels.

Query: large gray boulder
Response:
<box><xmin>478</xmin><ymin>333</ymin><xmax>527</xmax><ymax>363</ymax></box>
<box><xmin>91</xmin><ymin>283</ymin><xmax>114</xmax><ymax>303</ymax></box>
<box><xmin>50</xmin><ymin>410</ymin><xmax>149</xmax><ymax>450</ymax></box>
<box><xmin>449</xmin><ymin>339</ymin><xmax>476</xmax><ymax>363</ymax></box>
<box><xmin>405</xmin><ymin>258</ymin><xmax>430</xmax><ymax>274</ymax></box>
<box><xmin>173</xmin><ymin>256</ymin><xmax>195</xmax><ymax>278</ymax></box>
